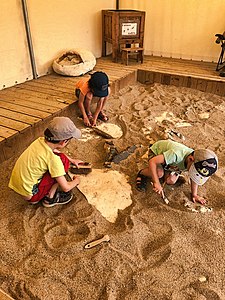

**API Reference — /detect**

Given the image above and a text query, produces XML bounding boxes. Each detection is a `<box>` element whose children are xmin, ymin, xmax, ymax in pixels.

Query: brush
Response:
<box><xmin>161</xmin><ymin>181</ymin><xmax>169</xmax><ymax>204</ymax></box>
<box><xmin>84</xmin><ymin>235</ymin><xmax>110</xmax><ymax>249</ymax></box>
<box><xmin>151</xmin><ymin>181</ymin><xmax>169</xmax><ymax>204</ymax></box>
<box><xmin>69</xmin><ymin>162</ymin><xmax>92</xmax><ymax>175</ymax></box>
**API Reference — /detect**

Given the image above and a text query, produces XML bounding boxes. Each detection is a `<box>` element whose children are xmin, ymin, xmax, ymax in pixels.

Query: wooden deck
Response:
<box><xmin>0</xmin><ymin>55</ymin><xmax>224</xmax><ymax>163</ymax></box>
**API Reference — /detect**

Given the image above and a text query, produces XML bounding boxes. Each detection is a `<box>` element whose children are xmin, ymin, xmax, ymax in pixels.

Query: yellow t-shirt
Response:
<box><xmin>8</xmin><ymin>137</ymin><xmax>65</xmax><ymax>197</ymax></box>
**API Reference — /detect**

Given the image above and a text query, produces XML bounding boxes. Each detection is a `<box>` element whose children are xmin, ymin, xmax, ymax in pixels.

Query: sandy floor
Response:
<box><xmin>1</xmin><ymin>82</ymin><xmax>225</xmax><ymax>300</ymax></box>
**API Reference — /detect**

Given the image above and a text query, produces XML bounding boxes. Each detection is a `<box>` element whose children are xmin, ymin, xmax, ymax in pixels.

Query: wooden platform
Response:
<box><xmin>0</xmin><ymin>289</ymin><xmax>15</xmax><ymax>300</ymax></box>
<box><xmin>0</xmin><ymin>55</ymin><xmax>224</xmax><ymax>163</ymax></box>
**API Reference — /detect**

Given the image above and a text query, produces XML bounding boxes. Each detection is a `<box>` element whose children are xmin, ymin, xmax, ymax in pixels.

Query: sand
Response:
<box><xmin>1</xmin><ymin>82</ymin><xmax>225</xmax><ymax>299</ymax></box>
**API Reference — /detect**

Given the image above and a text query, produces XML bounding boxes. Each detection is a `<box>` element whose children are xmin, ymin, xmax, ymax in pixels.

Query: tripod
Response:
<box><xmin>215</xmin><ymin>33</ymin><xmax>225</xmax><ymax>71</ymax></box>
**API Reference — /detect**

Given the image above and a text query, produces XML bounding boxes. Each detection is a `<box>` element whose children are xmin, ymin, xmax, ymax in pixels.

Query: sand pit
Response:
<box><xmin>1</xmin><ymin>82</ymin><xmax>225</xmax><ymax>299</ymax></box>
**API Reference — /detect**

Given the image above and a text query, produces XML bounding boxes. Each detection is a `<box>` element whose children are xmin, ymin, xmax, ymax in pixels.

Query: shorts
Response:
<box><xmin>29</xmin><ymin>153</ymin><xmax>70</xmax><ymax>203</ymax></box>
<box><xmin>148</xmin><ymin>148</ymin><xmax>181</xmax><ymax>176</ymax></box>
<box><xmin>75</xmin><ymin>88</ymin><xmax>81</xmax><ymax>99</ymax></box>
<box><xmin>148</xmin><ymin>149</ymin><xmax>156</xmax><ymax>160</ymax></box>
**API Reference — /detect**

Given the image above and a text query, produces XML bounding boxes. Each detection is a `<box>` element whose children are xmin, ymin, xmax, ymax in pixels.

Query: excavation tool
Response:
<box><xmin>161</xmin><ymin>189</ymin><xmax>169</xmax><ymax>204</ymax></box>
<box><xmin>69</xmin><ymin>162</ymin><xmax>92</xmax><ymax>175</ymax></box>
<box><xmin>161</xmin><ymin>182</ymin><xmax>169</xmax><ymax>204</ymax></box>
<box><xmin>84</xmin><ymin>235</ymin><xmax>110</xmax><ymax>249</ymax></box>
<box><xmin>151</xmin><ymin>181</ymin><xmax>169</xmax><ymax>204</ymax></box>
<box><xmin>93</xmin><ymin>127</ymin><xmax>114</xmax><ymax>139</ymax></box>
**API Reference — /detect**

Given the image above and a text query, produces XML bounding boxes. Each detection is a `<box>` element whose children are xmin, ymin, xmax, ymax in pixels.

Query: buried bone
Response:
<box><xmin>84</xmin><ymin>235</ymin><xmax>110</xmax><ymax>249</ymax></box>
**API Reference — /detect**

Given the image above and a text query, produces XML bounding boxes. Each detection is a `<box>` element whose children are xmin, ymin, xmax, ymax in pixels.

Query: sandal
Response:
<box><xmin>98</xmin><ymin>111</ymin><xmax>109</xmax><ymax>122</ymax></box>
<box><xmin>87</xmin><ymin>112</ymin><xmax>93</xmax><ymax>120</ymax></box>
<box><xmin>136</xmin><ymin>170</ymin><xmax>148</xmax><ymax>192</ymax></box>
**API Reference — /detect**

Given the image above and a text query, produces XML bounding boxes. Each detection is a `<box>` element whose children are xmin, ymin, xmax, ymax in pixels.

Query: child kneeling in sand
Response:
<box><xmin>136</xmin><ymin>140</ymin><xmax>218</xmax><ymax>205</ymax></box>
<box><xmin>75</xmin><ymin>71</ymin><xmax>110</xmax><ymax>127</ymax></box>
<box><xmin>9</xmin><ymin>117</ymin><xmax>83</xmax><ymax>207</ymax></box>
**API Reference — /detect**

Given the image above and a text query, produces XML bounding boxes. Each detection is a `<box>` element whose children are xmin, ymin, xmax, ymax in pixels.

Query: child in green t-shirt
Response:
<box><xmin>136</xmin><ymin>140</ymin><xmax>218</xmax><ymax>205</ymax></box>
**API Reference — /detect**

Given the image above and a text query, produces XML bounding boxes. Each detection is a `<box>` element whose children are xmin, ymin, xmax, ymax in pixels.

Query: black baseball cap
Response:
<box><xmin>89</xmin><ymin>71</ymin><xmax>109</xmax><ymax>97</ymax></box>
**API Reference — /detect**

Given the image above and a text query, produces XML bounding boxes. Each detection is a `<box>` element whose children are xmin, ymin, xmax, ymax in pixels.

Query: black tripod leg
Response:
<box><xmin>216</xmin><ymin>44</ymin><xmax>225</xmax><ymax>71</ymax></box>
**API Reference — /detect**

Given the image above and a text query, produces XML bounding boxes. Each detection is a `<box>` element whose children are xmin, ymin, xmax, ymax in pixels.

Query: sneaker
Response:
<box><xmin>42</xmin><ymin>191</ymin><xmax>73</xmax><ymax>208</ymax></box>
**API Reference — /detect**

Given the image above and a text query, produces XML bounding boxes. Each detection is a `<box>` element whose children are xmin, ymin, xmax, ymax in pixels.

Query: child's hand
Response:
<box><xmin>73</xmin><ymin>176</ymin><xmax>80</xmax><ymax>186</ymax></box>
<box><xmin>53</xmin><ymin>149</ymin><xmax>61</xmax><ymax>154</ymax></box>
<box><xmin>91</xmin><ymin>118</ymin><xmax>97</xmax><ymax>127</ymax></box>
<box><xmin>84</xmin><ymin>116</ymin><xmax>91</xmax><ymax>127</ymax></box>
<box><xmin>71</xmin><ymin>159</ymin><xmax>84</xmax><ymax>168</ymax></box>
<box><xmin>192</xmin><ymin>195</ymin><xmax>206</xmax><ymax>205</ymax></box>
<box><xmin>152</xmin><ymin>182</ymin><xmax>163</xmax><ymax>194</ymax></box>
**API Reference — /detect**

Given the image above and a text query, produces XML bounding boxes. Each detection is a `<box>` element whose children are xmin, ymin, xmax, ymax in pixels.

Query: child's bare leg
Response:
<box><xmin>84</xmin><ymin>92</ymin><xmax>93</xmax><ymax>115</ymax></box>
<box><xmin>136</xmin><ymin>165</ymin><xmax>164</xmax><ymax>192</ymax></box>
<box><xmin>140</xmin><ymin>165</ymin><xmax>164</xmax><ymax>179</ymax></box>
<box><xmin>97</xmin><ymin>96</ymin><xmax>109</xmax><ymax>122</ymax></box>
<box><xmin>23</xmin><ymin>195</ymin><xmax>32</xmax><ymax>201</ymax></box>
<box><xmin>92</xmin><ymin>98</ymin><xmax>104</xmax><ymax>126</ymax></box>
<box><xmin>48</xmin><ymin>183</ymin><xmax>59</xmax><ymax>198</ymax></box>
<box><xmin>100</xmin><ymin>96</ymin><xmax>108</xmax><ymax>111</ymax></box>
<box><xmin>165</xmin><ymin>172</ymin><xmax>179</xmax><ymax>185</ymax></box>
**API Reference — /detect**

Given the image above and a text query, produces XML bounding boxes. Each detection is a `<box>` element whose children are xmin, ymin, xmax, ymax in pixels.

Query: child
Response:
<box><xmin>9</xmin><ymin>117</ymin><xmax>83</xmax><ymax>207</ymax></box>
<box><xmin>75</xmin><ymin>71</ymin><xmax>110</xmax><ymax>127</ymax></box>
<box><xmin>136</xmin><ymin>140</ymin><xmax>218</xmax><ymax>205</ymax></box>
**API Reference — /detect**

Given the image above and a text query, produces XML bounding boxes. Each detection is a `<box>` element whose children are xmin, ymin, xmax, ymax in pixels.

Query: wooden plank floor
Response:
<box><xmin>0</xmin><ymin>55</ymin><xmax>224</xmax><ymax>163</ymax></box>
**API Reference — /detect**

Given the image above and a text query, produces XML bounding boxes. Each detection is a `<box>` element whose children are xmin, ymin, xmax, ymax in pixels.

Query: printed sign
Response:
<box><xmin>122</xmin><ymin>23</ymin><xmax>137</xmax><ymax>36</ymax></box>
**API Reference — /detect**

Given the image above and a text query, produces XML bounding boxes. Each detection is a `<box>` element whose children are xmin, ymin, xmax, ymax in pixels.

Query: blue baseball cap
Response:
<box><xmin>89</xmin><ymin>71</ymin><xmax>109</xmax><ymax>97</ymax></box>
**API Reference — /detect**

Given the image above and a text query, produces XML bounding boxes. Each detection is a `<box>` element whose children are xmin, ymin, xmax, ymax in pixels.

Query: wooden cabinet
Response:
<box><xmin>102</xmin><ymin>10</ymin><xmax>145</xmax><ymax>62</ymax></box>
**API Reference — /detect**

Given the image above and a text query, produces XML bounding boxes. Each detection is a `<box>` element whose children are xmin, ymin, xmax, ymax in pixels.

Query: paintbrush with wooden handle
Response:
<box><xmin>161</xmin><ymin>181</ymin><xmax>169</xmax><ymax>204</ymax></box>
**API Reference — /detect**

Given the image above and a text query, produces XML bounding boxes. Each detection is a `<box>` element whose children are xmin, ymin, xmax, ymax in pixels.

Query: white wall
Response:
<box><xmin>0</xmin><ymin>0</ymin><xmax>225</xmax><ymax>89</ymax></box>
<box><xmin>0</xmin><ymin>0</ymin><xmax>33</xmax><ymax>88</ymax></box>
<box><xmin>27</xmin><ymin>1</ymin><xmax>115</xmax><ymax>76</ymax></box>
<box><xmin>120</xmin><ymin>0</ymin><xmax>225</xmax><ymax>61</ymax></box>
<box><xmin>0</xmin><ymin>0</ymin><xmax>115</xmax><ymax>89</ymax></box>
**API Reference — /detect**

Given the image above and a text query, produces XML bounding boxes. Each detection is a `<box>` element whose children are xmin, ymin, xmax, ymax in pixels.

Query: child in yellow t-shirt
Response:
<box><xmin>9</xmin><ymin>117</ymin><xmax>83</xmax><ymax>207</ymax></box>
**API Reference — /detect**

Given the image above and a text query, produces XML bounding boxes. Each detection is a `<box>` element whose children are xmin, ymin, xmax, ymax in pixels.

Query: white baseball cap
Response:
<box><xmin>189</xmin><ymin>149</ymin><xmax>218</xmax><ymax>185</ymax></box>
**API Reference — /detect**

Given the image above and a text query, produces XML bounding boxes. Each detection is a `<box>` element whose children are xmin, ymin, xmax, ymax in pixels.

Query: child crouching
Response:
<box><xmin>9</xmin><ymin>117</ymin><xmax>83</xmax><ymax>207</ymax></box>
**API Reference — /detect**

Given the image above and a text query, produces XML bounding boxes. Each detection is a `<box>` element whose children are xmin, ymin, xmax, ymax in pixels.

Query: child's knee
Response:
<box><xmin>166</xmin><ymin>173</ymin><xmax>179</xmax><ymax>185</ymax></box>
<box><xmin>23</xmin><ymin>195</ymin><xmax>32</xmax><ymax>201</ymax></box>
<box><xmin>86</xmin><ymin>92</ymin><xmax>93</xmax><ymax>101</ymax></box>
<box><xmin>157</xmin><ymin>167</ymin><xmax>164</xmax><ymax>178</ymax></box>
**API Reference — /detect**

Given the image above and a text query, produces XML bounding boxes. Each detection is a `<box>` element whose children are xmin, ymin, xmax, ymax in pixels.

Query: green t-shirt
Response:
<box><xmin>8</xmin><ymin>137</ymin><xmax>65</xmax><ymax>197</ymax></box>
<box><xmin>150</xmin><ymin>140</ymin><xmax>193</xmax><ymax>171</ymax></box>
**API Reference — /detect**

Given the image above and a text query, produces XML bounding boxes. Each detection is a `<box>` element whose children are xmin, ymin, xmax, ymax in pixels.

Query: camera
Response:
<box><xmin>215</xmin><ymin>33</ymin><xmax>225</xmax><ymax>44</ymax></box>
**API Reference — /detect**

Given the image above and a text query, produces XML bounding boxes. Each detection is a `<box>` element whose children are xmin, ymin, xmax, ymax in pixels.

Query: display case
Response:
<box><xmin>102</xmin><ymin>10</ymin><xmax>145</xmax><ymax>62</ymax></box>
